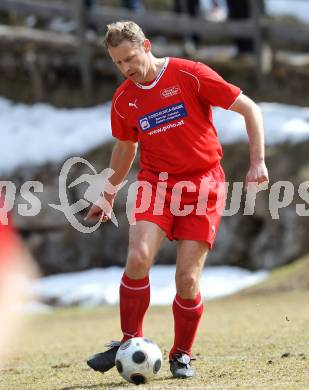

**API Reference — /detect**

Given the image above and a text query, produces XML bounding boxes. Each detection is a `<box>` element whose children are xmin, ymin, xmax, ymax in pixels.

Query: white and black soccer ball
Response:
<box><xmin>115</xmin><ymin>337</ymin><xmax>163</xmax><ymax>385</ymax></box>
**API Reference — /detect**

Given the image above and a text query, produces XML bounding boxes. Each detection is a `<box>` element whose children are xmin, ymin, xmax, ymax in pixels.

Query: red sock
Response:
<box><xmin>119</xmin><ymin>273</ymin><xmax>150</xmax><ymax>342</ymax></box>
<box><xmin>169</xmin><ymin>292</ymin><xmax>203</xmax><ymax>359</ymax></box>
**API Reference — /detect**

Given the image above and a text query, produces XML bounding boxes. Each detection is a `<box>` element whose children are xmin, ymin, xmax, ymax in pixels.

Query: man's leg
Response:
<box><xmin>87</xmin><ymin>220</ymin><xmax>165</xmax><ymax>373</ymax></box>
<box><xmin>120</xmin><ymin>220</ymin><xmax>166</xmax><ymax>341</ymax></box>
<box><xmin>169</xmin><ymin>240</ymin><xmax>208</xmax><ymax>378</ymax></box>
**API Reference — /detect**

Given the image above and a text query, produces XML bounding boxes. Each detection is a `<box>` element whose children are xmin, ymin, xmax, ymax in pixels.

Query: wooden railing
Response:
<box><xmin>0</xmin><ymin>0</ymin><xmax>308</xmax><ymax>102</ymax></box>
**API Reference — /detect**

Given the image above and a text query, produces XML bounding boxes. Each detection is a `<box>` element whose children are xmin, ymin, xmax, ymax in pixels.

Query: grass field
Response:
<box><xmin>1</xmin><ymin>258</ymin><xmax>308</xmax><ymax>390</ymax></box>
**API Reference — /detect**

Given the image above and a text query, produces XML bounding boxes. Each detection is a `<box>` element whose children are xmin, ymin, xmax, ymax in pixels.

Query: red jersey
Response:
<box><xmin>0</xmin><ymin>210</ymin><xmax>18</xmax><ymax>264</ymax></box>
<box><xmin>111</xmin><ymin>57</ymin><xmax>240</xmax><ymax>175</ymax></box>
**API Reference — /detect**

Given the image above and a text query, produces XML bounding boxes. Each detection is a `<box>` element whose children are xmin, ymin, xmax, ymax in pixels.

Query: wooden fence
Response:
<box><xmin>0</xmin><ymin>0</ymin><xmax>308</xmax><ymax>103</ymax></box>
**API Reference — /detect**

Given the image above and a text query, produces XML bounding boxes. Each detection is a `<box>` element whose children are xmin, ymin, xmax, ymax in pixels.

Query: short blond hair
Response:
<box><xmin>103</xmin><ymin>21</ymin><xmax>145</xmax><ymax>49</ymax></box>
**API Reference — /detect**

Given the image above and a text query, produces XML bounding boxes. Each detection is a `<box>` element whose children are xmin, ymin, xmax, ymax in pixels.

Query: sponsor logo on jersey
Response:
<box><xmin>160</xmin><ymin>85</ymin><xmax>181</xmax><ymax>99</ymax></box>
<box><xmin>140</xmin><ymin>117</ymin><xmax>151</xmax><ymax>130</ymax></box>
<box><xmin>129</xmin><ymin>99</ymin><xmax>138</xmax><ymax>109</ymax></box>
<box><xmin>139</xmin><ymin>102</ymin><xmax>187</xmax><ymax>132</ymax></box>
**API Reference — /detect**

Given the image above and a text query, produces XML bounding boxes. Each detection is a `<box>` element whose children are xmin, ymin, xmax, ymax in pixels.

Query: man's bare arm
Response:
<box><xmin>229</xmin><ymin>93</ymin><xmax>269</xmax><ymax>188</ymax></box>
<box><xmin>86</xmin><ymin>140</ymin><xmax>138</xmax><ymax>221</ymax></box>
<box><xmin>108</xmin><ymin>140</ymin><xmax>138</xmax><ymax>186</ymax></box>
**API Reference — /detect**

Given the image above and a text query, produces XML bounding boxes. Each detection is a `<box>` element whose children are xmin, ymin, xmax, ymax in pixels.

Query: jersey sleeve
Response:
<box><xmin>111</xmin><ymin>93</ymin><xmax>138</xmax><ymax>142</ymax></box>
<box><xmin>193</xmin><ymin>61</ymin><xmax>241</xmax><ymax>109</ymax></box>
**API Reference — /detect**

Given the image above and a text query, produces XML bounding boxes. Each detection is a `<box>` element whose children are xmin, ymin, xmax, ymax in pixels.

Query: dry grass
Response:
<box><xmin>1</xmin><ymin>259</ymin><xmax>309</xmax><ymax>390</ymax></box>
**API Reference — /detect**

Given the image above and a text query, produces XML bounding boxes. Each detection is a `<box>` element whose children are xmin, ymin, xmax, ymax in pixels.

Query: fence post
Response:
<box><xmin>26</xmin><ymin>46</ymin><xmax>44</xmax><ymax>101</ymax></box>
<box><xmin>249</xmin><ymin>0</ymin><xmax>263</xmax><ymax>84</ymax></box>
<box><xmin>72</xmin><ymin>0</ymin><xmax>93</xmax><ymax>105</ymax></box>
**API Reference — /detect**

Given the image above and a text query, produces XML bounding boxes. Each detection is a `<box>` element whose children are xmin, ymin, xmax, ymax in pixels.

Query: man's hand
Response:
<box><xmin>83</xmin><ymin>140</ymin><xmax>137</xmax><ymax>224</ymax></box>
<box><xmin>245</xmin><ymin>160</ymin><xmax>269</xmax><ymax>190</ymax></box>
<box><xmin>85</xmin><ymin>192</ymin><xmax>115</xmax><ymax>223</ymax></box>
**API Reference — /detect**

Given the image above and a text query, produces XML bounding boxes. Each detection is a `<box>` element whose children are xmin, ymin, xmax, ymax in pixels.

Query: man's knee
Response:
<box><xmin>176</xmin><ymin>272</ymin><xmax>199</xmax><ymax>298</ymax></box>
<box><xmin>126</xmin><ymin>245</ymin><xmax>152</xmax><ymax>278</ymax></box>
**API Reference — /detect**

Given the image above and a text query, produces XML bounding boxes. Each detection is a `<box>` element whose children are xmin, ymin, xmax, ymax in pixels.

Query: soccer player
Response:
<box><xmin>0</xmin><ymin>197</ymin><xmax>37</xmax><ymax>363</ymax></box>
<box><xmin>86</xmin><ymin>21</ymin><xmax>269</xmax><ymax>378</ymax></box>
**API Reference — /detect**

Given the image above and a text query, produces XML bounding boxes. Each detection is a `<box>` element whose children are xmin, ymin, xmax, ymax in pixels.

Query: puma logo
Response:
<box><xmin>129</xmin><ymin>99</ymin><xmax>138</xmax><ymax>109</ymax></box>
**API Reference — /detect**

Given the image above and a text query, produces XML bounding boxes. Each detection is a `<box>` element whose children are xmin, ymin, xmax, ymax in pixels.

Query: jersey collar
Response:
<box><xmin>134</xmin><ymin>57</ymin><xmax>169</xmax><ymax>90</ymax></box>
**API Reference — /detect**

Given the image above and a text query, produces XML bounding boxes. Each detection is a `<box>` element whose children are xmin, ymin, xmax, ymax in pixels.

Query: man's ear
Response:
<box><xmin>143</xmin><ymin>39</ymin><xmax>151</xmax><ymax>53</ymax></box>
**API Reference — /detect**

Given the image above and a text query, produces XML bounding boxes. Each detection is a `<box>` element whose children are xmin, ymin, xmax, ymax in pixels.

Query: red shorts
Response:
<box><xmin>133</xmin><ymin>163</ymin><xmax>226</xmax><ymax>249</ymax></box>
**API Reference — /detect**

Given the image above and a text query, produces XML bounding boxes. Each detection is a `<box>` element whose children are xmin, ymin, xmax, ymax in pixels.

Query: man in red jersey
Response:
<box><xmin>0</xmin><ymin>197</ymin><xmax>37</xmax><ymax>363</ymax></box>
<box><xmin>86</xmin><ymin>21</ymin><xmax>269</xmax><ymax>379</ymax></box>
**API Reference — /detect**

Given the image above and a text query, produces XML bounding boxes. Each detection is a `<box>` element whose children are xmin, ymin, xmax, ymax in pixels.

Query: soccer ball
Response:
<box><xmin>115</xmin><ymin>337</ymin><xmax>163</xmax><ymax>385</ymax></box>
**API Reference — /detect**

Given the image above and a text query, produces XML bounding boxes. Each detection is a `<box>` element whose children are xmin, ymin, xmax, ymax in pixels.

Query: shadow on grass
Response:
<box><xmin>61</xmin><ymin>381</ymin><xmax>128</xmax><ymax>390</ymax></box>
<box><xmin>61</xmin><ymin>385</ymin><xmax>106</xmax><ymax>390</ymax></box>
<box><xmin>61</xmin><ymin>375</ymin><xmax>172</xmax><ymax>389</ymax></box>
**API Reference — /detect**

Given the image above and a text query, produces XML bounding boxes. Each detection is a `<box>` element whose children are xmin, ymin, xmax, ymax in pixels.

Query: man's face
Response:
<box><xmin>108</xmin><ymin>40</ymin><xmax>150</xmax><ymax>83</ymax></box>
